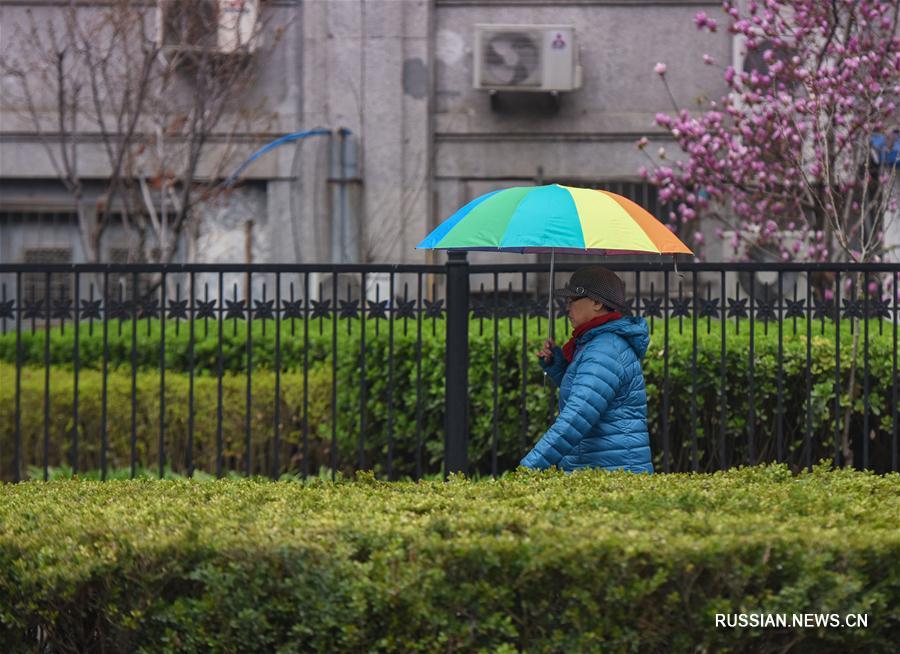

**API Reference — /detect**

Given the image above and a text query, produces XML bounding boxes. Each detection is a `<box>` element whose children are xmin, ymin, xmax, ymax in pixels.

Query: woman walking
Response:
<box><xmin>520</xmin><ymin>266</ymin><xmax>654</xmax><ymax>473</ymax></box>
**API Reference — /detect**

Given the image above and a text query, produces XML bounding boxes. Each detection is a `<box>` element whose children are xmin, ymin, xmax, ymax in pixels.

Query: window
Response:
<box><xmin>1</xmin><ymin>210</ymin><xmax>77</xmax><ymax>304</ymax></box>
<box><xmin>22</xmin><ymin>247</ymin><xmax>74</xmax><ymax>305</ymax></box>
<box><xmin>741</xmin><ymin>39</ymin><xmax>792</xmax><ymax>78</ymax></box>
<box><xmin>159</xmin><ymin>0</ymin><xmax>219</xmax><ymax>50</ymax></box>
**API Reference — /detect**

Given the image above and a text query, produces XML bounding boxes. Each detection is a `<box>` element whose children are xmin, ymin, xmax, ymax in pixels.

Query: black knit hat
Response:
<box><xmin>555</xmin><ymin>266</ymin><xmax>626</xmax><ymax>312</ymax></box>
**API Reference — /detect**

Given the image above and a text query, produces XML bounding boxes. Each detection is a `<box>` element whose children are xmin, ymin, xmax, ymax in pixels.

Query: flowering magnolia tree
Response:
<box><xmin>640</xmin><ymin>0</ymin><xmax>899</xmax><ymax>467</ymax></box>
<box><xmin>640</xmin><ymin>0</ymin><xmax>899</xmax><ymax>275</ymax></box>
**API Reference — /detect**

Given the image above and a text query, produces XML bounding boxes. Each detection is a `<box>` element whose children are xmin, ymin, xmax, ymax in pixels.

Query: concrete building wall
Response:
<box><xmin>1</xmin><ymin>0</ymin><xmax>766</xmax><ymax>273</ymax></box>
<box><xmin>294</xmin><ymin>0</ymin><xmax>432</xmax><ymax>265</ymax></box>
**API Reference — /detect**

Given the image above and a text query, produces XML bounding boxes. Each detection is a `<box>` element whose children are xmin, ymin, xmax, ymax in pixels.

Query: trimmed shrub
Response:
<box><xmin>0</xmin><ymin>317</ymin><xmax>373</xmax><ymax>373</ymax></box>
<box><xmin>0</xmin><ymin>363</ymin><xmax>332</xmax><ymax>477</ymax></box>
<box><xmin>0</xmin><ymin>464</ymin><xmax>898</xmax><ymax>653</ymax></box>
<box><xmin>2</xmin><ymin>319</ymin><xmax>896</xmax><ymax>477</ymax></box>
<box><xmin>331</xmin><ymin>322</ymin><xmax>897</xmax><ymax>476</ymax></box>
<box><xmin>641</xmin><ymin>322</ymin><xmax>898</xmax><ymax>473</ymax></box>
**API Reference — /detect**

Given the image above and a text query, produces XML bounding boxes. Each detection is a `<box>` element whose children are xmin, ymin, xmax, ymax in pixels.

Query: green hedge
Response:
<box><xmin>0</xmin><ymin>363</ymin><xmax>333</xmax><ymax>477</ymax></box>
<box><xmin>332</xmin><ymin>322</ymin><xmax>898</xmax><ymax>476</ymax></box>
<box><xmin>642</xmin><ymin>324</ymin><xmax>897</xmax><ymax>473</ymax></box>
<box><xmin>0</xmin><ymin>317</ymin><xmax>421</xmax><ymax>373</ymax></box>
<box><xmin>4</xmin><ymin>316</ymin><xmax>893</xmax><ymax>374</ymax></box>
<box><xmin>2</xmin><ymin>319</ymin><xmax>897</xmax><ymax>477</ymax></box>
<box><xmin>1</xmin><ymin>464</ymin><xmax>898</xmax><ymax>652</ymax></box>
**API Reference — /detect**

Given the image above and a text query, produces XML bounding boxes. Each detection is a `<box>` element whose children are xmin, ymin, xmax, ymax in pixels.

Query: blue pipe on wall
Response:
<box><xmin>223</xmin><ymin>127</ymin><xmax>337</xmax><ymax>187</ymax></box>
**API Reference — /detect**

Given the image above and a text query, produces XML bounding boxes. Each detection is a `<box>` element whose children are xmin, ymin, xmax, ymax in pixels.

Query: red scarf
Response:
<box><xmin>562</xmin><ymin>312</ymin><xmax>622</xmax><ymax>363</ymax></box>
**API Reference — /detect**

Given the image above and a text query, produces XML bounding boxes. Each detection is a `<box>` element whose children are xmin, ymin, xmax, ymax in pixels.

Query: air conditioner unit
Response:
<box><xmin>157</xmin><ymin>0</ymin><xmax>258</xmax><ymax>54</ymax></box>
<box><xmin>473</xmin><ymin>24</ymin><xmax>582</xmax><ymax>92</ymax></box>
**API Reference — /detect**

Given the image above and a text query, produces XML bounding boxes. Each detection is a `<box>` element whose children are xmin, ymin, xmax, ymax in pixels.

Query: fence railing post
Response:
<box><xmin>445</xmin><ymin>251</ymin><xmax>469</xmax><ymax>477</ymax></box>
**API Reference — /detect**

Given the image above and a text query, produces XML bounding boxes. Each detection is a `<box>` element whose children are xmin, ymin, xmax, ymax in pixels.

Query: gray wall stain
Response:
<box><xmin>402</xmin><ymin>58</ymin><xmax>428</xmax><ymax>100</ymax></box>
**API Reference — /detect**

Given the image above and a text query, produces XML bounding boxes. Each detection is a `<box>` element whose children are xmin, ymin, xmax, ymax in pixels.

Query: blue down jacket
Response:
<box><xmin>520</xmin><ymin>316</ymin><xmax>654</xmax><ymax>473</ymax></box>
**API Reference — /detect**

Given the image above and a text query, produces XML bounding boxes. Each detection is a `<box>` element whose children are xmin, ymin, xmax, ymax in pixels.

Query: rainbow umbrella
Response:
<box><xmin>417</xmin><ymin>183</ymin><xmax>692</xmax><ymax>336</ymax></box>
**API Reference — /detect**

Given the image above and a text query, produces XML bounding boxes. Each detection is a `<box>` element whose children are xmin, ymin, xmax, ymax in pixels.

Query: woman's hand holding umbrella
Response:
<box><xmin>537</xmin><ymin>339</ymin><xmax>556</xmax><ymax>365</ymax></box>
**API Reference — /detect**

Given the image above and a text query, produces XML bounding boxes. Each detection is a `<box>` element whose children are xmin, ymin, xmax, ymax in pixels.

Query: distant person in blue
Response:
<box><xmin>520</xmin><ymin>266</ymin><xmax>654</xmax><ymax>473</ymax></box>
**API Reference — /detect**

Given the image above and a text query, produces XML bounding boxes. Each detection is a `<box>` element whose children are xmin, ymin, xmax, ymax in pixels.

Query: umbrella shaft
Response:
<box><xmin>548</xmin><ymin>249</ymin><xmax>555</xmax><ymax>342</ymax></box>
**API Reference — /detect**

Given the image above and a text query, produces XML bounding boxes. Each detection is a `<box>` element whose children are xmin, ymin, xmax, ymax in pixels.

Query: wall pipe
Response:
<box><xmin>223</xmin><ymin>128</ymin><xmax>335</xmax><ymax>188</ymax></box>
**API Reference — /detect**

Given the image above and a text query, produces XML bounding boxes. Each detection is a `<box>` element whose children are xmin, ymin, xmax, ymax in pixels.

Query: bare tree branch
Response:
<box><xmin>0</xmin><ymin>0</ymin><xmax>282</xmax><ymax>271</ymax></box>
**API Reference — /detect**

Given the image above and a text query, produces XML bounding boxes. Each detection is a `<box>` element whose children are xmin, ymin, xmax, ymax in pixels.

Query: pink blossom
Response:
<box><xmin>638</xmin><ymin>0</ymin><xmax>896</xmax><ymax>264</ymax></box>
<box><xmin>654</xmin><ymin>62</ymin><xmax>667</xmax><ymax>75</ymax></box>
<box><xmin>724</xmin><ymin>66</ymin><xmax>736</xmax><ymax>84</ymax></box>
<box><xmin>694</xmin><ymin>11</ymin><xmax>718</xmax><ymax>32</ymax></box>
<box><xmin>655</xmin><ymin>113</ymin><xmax>673</xmax><ymax>127</ymax></box>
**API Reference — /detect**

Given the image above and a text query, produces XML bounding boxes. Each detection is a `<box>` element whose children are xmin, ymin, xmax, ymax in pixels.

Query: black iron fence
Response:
<box><xmin>0</xmin><ymin>259</ymin><xmax>898</xmax><ymax>481</ymax></box>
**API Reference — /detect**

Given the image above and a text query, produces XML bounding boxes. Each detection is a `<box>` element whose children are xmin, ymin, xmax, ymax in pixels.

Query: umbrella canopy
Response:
<box><xmin>417</xmin><ymin>183</ymin><xmax>693</xmax><ymax>347</ymax></box>
<box><xmin>416</xmin><ymin>183</ymin><xmax>693</xmax><ymax>256</ymax></box>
